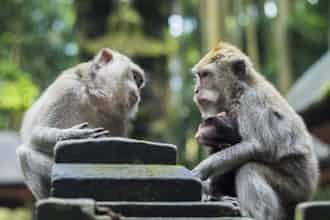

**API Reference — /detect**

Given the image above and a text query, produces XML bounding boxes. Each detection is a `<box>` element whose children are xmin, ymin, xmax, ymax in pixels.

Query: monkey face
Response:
<box><xmin>91</xmin><ymin>48</ymin><xmax>145</xmax><ymax>117</ymax></box>
<box><xmin>192</xmin><ymin>42</ymin><xmax>249</xmax><ymax>119</ymax></box>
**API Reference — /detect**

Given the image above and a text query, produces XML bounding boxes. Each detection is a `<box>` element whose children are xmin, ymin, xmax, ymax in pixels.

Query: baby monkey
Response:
<box><xmin>195</xmin><ymin>112</ymin><xmax>241</xmax><ymax>202</ymax></box>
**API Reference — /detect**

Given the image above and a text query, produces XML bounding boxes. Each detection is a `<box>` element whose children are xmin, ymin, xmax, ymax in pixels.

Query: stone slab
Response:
<box><xmin>124</xmin><ymin>218</ymin><xmax>253</xmax><ymax>220</ymax></box>
<box><xmin>36</xmin><ymin>198</ymin><xmax>110</xmax><ymax>220</ymax></box>
<box><xmin>55</xmin><ymin>137</ymin><xmax>177</xmax><ymax>164</ymax></box>
<box><xmin>295</xmin><ymin>201</ymin><xmax>330</xmax><ymax>220</ymax></box>
<box><xmin>51</xmin><ymin>164</ymin><xmax>201</xmax><ymax>201</ymax></box>
<box><xmin>98</xmin><ymin>201</ymin><xmax>241</xmax><ymax>217</ymax></box>
<box><xmin>36</xmin><ymin>198</ymin><xmax>251</xmax><ymax>220</ymax></box>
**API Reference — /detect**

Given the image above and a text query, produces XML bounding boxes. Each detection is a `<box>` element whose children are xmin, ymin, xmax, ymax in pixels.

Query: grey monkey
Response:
<box><xmin>191</xmin><ymin>42</ymin><xmax>319</xmax><ymax>220</ymax></box>
<box><xmin>17</xmin><ymin>48</ymin><xmax>145</xmax><ymax>200</ymax></box>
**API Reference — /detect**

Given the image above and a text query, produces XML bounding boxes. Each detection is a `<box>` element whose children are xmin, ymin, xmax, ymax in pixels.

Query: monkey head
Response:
<box><xmin>86</xmin><ymin>48</ymin><xmax>145</xmax><ymax>118</ymax></box>
<box><xmin>195</xmin><ymin>112</ymin><xmax>242</xmax><ymax>154</ymax></box>
<box><xmin>192</xmin><ymin>42</ymin><xmax>251</xmax><ymax>119</ymax></box>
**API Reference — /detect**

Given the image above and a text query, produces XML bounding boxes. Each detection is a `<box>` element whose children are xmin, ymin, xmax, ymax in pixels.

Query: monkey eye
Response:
<box><xmin>197</xmin><ymin>71</ymin><xmax>211</xmax><ymax>78</ymax></box>
<box><xmin>132</xmin><ymin>70</ymin><xmax>144</xmax><ymax>88</ymax></box>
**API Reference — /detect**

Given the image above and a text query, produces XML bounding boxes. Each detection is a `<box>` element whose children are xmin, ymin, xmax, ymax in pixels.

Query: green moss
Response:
<box><xmin>81</xmin><ymin>31</ymin><xmax>177</xmax><ymax>57</ymax></box>
<box><xmin>80</xmin><ymin>0</ymin><xmax>177</xmax><ymax>57</ymax></box>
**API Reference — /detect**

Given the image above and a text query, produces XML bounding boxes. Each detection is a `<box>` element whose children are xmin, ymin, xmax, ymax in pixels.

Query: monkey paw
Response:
<box><xmin>58</xmin><ymin>122</ymin><xmax>110</xmax><ymax>141</ymax></box>
<box><xmin>220</xmin><ymin>196</ymin><xmax>241</xmax><ymax>215</ymax></box>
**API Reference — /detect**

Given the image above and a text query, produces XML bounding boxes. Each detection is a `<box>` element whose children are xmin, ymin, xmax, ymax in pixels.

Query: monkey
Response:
<box><xmin>195</xmin><ymin>112</ymin><xmax>241</xmax><ymax>202</ymax></box>
<box><xmin>191</xmin><ymin>42</ymin><xmax>319</xmax><ymax>220</ymax></box>
<box><xmin>17</xmin><ymin>48</ymin><xmax>145</xmax><ymax>200</ymax></box>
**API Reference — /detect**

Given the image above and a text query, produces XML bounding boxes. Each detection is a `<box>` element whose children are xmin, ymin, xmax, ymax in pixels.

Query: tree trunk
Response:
<box><xmin>130</xmin><ymin>0</ymin><xmax>173</xmax><ymax>140</ymax></box>
<box><xmin>199</xmin><ymin>0</ymin><xmax>224</xmax><ymax>52</ymax></box>
<box><xmin>275</xmin><ymin>0</ymin><xmax>292</xmax><ymax>94</ymax></box>
<box><xmin>245</xmin><ymin>0</ymin><xmax>260</xmax><ymax>71</ymax></box>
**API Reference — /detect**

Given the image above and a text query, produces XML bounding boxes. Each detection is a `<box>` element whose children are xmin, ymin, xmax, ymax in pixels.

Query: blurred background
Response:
<box><xmin>0</xmin><ymin>0</ymin><xmax>329</xmax><ymax>219</ymax></box>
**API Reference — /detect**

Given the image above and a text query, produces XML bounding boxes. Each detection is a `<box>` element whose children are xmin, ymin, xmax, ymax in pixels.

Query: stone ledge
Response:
<box><xmin>54</xmin><ymin>137</ymin><xmax>177</xmax><ymax>164</ymax></box>
<box><xmin>51</xmin><ymin>164</ymin><xmax>201</xmax><ymax>201</ymax></box>
<box><xmin>98</xmin><ymin>201</ymin><xmax>241</xmax><ymax>217</ymax></box>
<box><xmin>36</xmin><ymin>198</ymin><xmax>109</xmax><ymax>220</ymax></box>
<box><xmin>36</xmin><ymin>198</ymin><xmax>251</xmax><ymax>220</ymax></box>
<box><xmin>295</xmin><ymin>201</ymin><xmax>330</xmax><ymax>220</ymax></box>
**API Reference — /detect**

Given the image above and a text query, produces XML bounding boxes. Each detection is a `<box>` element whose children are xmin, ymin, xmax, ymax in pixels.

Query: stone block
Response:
<box><xmin>55</xmin><ymin>137</ymin><xmax>177</xmax><ymax>164</ymax></box>
<box><xmin>124</xmin><ymin>218</ymin><xmax>253</xmax><ymax>220</ymax></box>
<box><xmin>36</xmin><ymin>198</ymin><xmax>252</xmax><ymax>220</ymax></box>
<box><xmin>36</xmin><ymin>198</ymin><xmax>110</xmax><ymax>220</ymax></box>
<box><xmin>98</xmin><ymin>201</ymin><xmax>241</xmax><ymax>217</ymax></box>
<box><xmin>51</xmin><ymin>164</ymin><xmax>201</xmax><ymax>201</ymax></box>
<box><xmin>295</xmin><ymin>201</ymin><xmax>330</xmax><ymax>220</ymax></box>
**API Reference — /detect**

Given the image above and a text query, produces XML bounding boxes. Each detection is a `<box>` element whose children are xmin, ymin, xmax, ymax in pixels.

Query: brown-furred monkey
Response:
<box><xmin>192</xmin><ymin>42</ymin><xmax>319</xmax><ymax>220</ymax></box>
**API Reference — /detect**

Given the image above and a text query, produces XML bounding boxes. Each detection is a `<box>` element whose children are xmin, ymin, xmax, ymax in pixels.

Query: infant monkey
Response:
<box><xmin>195</xmin><ymin>112</ymin><xmax>241</xmax><ymax>201</ymax></box>
<box><xmin>17</xmin><ymin>48</ymin><xmax>145</xmax><ymax>200</ymax></box>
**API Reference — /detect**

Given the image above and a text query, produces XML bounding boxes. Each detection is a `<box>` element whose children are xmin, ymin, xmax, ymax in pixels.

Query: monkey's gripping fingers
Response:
<box><xmin>71</xmin><ymin>122</ymin><xmax>89</xmax><ymax>129</ymax></box>
<box><xmin>57</xmin><ymin>126</ymin><xmax>109</xmax><ymax>141</ymax></box>
<box><xmin>192</xmin><ymin>141</ymin><xmax>257</xmax><ymax>180</ymax></box>
<box><xmin>90</xmin><ymin>130</ymin><xmax>110</xmax><ymax>138</ymax></box>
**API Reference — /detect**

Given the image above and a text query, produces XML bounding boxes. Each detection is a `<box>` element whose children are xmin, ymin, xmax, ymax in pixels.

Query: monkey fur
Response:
<box><xmin>17</xmin><ymin>48</ymin><xmax>145</xmax><ymax>200</ymax></box>
<box><xmin>191</xmin><ymin>42</ymin><xmax>319</xmax><ymax>220</ymax></box>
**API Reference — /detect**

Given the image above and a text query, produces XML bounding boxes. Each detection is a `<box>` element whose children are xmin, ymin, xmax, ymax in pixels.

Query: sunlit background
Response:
<box><xmin>0</xmin><ymin>0</ymin><xmax>329</xmax><ymax>219</ymax></box>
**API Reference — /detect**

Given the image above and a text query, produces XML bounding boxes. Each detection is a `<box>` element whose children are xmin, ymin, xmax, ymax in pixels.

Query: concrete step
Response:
<box><xmin>54</xmin><ymin>137</ymin><xmax>177</xmax><ymax>164</ymax></box>
<box><xmin>51</xmin><ymin>164</ymin><xmax>201</xmax><ymax>201</ymax></box>
<box><xmin>36</xmin><ymin>198</ymin><xmax>250</xmax><ymax>220</ymax></box>
<box><xmin>98</xmin><ymin>201</ymin><xmax>241</xmax><ymax>217</ymax></box>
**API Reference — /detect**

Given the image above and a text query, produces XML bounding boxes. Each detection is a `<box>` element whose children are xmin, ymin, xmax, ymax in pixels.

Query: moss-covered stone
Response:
<box><xmin>51</xmin><ymin>164</ymin><xmax>201</xmax><ymax>202</ymax></box>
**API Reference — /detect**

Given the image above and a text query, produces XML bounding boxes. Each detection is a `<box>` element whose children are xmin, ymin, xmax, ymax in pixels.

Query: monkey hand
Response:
<box><xmin>195</xmin><ymin>112</ymin><xmax>241</xmax><ymax>150</ymax></box>
<box><xmin>57</xmin><ymin>122</ymin><xmax>110</xmax><ymax>141</ymax></box>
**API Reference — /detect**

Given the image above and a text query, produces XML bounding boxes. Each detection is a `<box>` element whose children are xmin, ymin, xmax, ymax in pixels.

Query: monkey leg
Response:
<box><xmin>235</xmin><ymin>162</ymin><xmax>285</xmax><ymax>220</ymax></box>
<box><xmin>17</xmin><ymin>146</ymin><xmax>53</xmax><ymax>200</ymax></box>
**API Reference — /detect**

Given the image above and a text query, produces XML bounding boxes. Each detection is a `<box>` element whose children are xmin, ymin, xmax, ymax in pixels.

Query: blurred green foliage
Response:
<box><xmin>0</xmin><ymin>0</ymin><xmax>77</xmax><ymax>129</ymax></box>
<box><xmin>0</xmin><ymin>208</ymin><xmax>31</xmax><ymax>220</ymax></box>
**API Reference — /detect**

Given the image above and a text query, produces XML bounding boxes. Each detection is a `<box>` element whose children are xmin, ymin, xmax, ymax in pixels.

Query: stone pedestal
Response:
<box><xmin>36</xmin><ymin>138</ymin><xmax>248</xmax><ymax>219</ymax></box>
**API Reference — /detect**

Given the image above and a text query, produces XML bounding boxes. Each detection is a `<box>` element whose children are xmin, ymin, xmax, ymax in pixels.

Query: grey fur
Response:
<box><xmin>192</xmin><ymin>43</ymin><xmax>319</xmax><ymax>220</ymax></box>
<box><xmin>17</xmin><ymin>49</ymin><xmax>145</xmax><ymax>200</ymax></box>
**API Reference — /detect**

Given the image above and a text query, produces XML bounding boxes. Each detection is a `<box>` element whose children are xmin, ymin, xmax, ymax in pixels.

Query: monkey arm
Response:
<box><xmin>30</xmin><ymin>126</ymin><xmax>63</xmax><ymax>155</ymax></box>
<box><xmin>192</xmin><ymin>140</ymin><xmax>258</xmax><ymax>181</ymax></box>
<box><xmin>30</xmin><ymin>123</ymin><xmax>109</xmax><ymax>155</ymax></box>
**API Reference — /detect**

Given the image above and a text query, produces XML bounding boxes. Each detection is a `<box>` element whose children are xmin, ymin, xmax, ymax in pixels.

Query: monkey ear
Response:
<box><xmin>92</xmin><ymin>48</ymin><xmax>113</xmax><ymax>70</ymax></box>
<box><xmin>231</xmin><ymin>58</ymin><xmax>246</xmax><ymax>78</ymax></box>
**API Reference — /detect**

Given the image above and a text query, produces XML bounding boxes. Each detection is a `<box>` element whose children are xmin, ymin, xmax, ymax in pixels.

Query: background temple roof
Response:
<box><xmin>287</xmin><ymin>51</ymin><xmax>330</xmax><ymax>112</ymax></box>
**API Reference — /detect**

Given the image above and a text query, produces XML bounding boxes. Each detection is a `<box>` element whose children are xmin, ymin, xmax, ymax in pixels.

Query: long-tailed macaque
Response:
<box><xmin>191</xmin><ymin>42</ymin><xmax>319</xmax><ymax>220</ymax></box>
<box><xmin>17</xmin><ymin>48</ymin><xmax>145</xmax><ymax>200</ymax></box>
